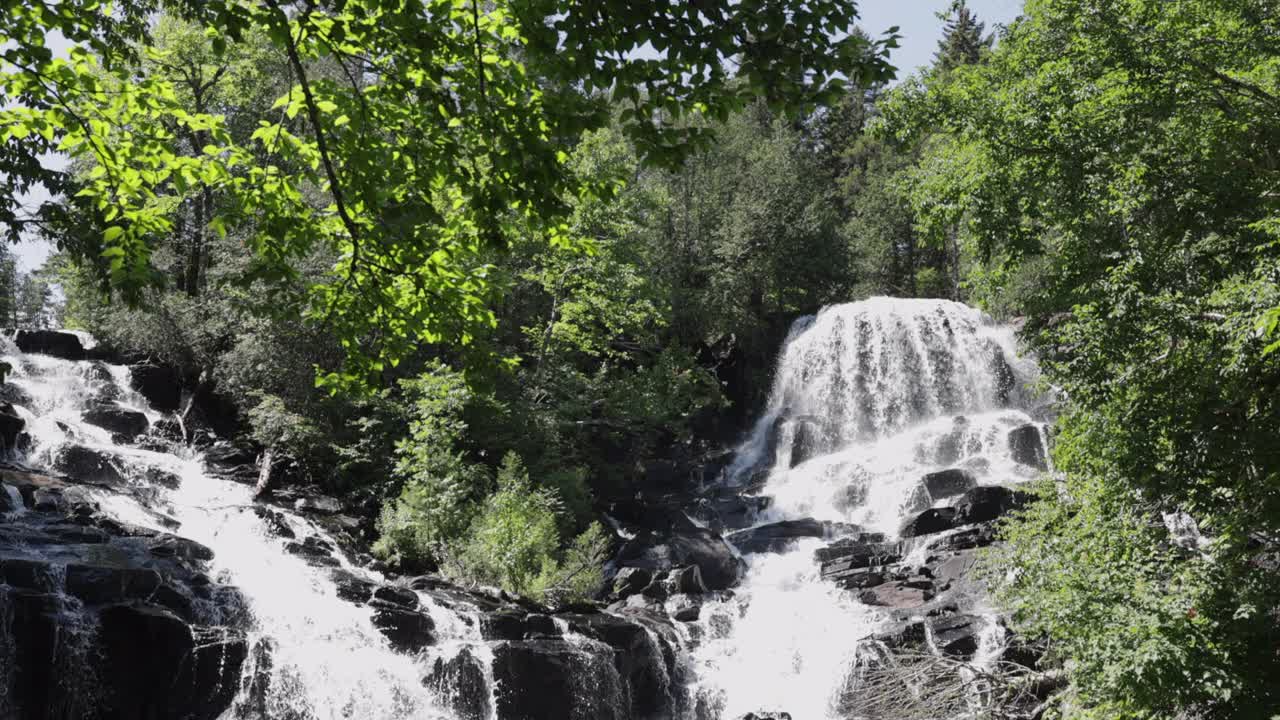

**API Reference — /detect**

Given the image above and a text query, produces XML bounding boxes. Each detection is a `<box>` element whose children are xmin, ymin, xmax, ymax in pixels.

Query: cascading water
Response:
<box><xmin>689</xmin><ymin>297</ymin><xmax>1047</xmax><ymax>719</ymax></box>
<box><xmin>0</xmin><ymin>338</ymin><xmax>475</xmax><ymax>719</ymax></box>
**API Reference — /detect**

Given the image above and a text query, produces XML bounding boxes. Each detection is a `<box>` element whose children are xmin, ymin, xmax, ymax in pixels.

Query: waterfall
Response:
<box><xmin>0</xmin><ymin>339</ymin><xmax>471</xmax><ymax>720</ymax></box>
<box><xmin>691</xmin><ymin>298</ymin><xmax>1046</xmax><ymax>718</ymax></box>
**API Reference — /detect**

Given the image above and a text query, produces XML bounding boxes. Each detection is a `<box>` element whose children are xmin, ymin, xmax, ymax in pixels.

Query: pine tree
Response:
<box><xmin>933</xmin><ymin>1</ymin><xmax>994</xmax><ymax>72</ymax></box>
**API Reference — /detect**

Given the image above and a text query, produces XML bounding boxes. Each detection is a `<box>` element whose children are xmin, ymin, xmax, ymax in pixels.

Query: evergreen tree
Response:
<box><xmin>933</xmin><ymin>1</ymin><xmax>994</xmax><ymax>72</ymax></box>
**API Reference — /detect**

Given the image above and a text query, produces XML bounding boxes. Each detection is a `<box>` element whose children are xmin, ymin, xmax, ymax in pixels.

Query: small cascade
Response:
<box><xmin>0</xmin><ymin>336</ymin><xmax>463</xmax><ymax>719</ymax></box>
<box><xmin>691</xmin><ymin>298</ymin><xmax>1049</xmax><ymax>718</ymax></box>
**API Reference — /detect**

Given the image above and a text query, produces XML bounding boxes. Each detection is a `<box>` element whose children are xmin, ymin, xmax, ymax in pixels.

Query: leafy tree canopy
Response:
<box><xmin>0</xmin><ymin>0</ymin><xmax>898</xmax><ymax>388</ymax></box>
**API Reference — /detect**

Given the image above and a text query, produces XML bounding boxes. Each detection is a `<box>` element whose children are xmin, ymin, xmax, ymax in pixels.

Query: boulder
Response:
<box><xmin>817</xmin><ymin>538</ymin><xmax>901</xmax><ymax>590</ymax></box>
<box><xmin>425</xmin><ymin>647</ymin><xmax>492</xmax><ymax>720</ymax></box>
<box><xmin>858</xmin><ymin>580</ymin><xmax>935</xmax><ymax>608</ymax></box>
<box><xmin>129</xmin><ymin>362</ymin><xmax>182</xmax><ymax>412</ymax></box>
<box><xmin>928</xmin><ymin>614</ymin><xmax>984</xmax><ymax>659</ymax></box>
<box><xmin>690</xmin><ymin>492</ymin><xmax>771</xmax><ymax>532</ymax></box>
<box><xmin>294</xmin><ymin>494</ymin><xmax>343</xmax><ymax>515</ymax></box>
<box><xmin>899</xmin><ymin>508</ymin><xmax>958</xmax><ymax>538</ymax></box>
<box><xmin>726</xmin><ymin>518</ymin><xmax>835</xmax><ymax>554</ymax></box>
<box><xmin>665</xmin><ymin>594</ymin><xmax>701</xmax><ymax>622</ymax></box>
<box><xmin>953</xmin><ymin>486</ymin><xmax>1029</xmax><ymax>525</ymax></box>
<box><xmin>0</xmin><ymin>402</ymin><xmax>24</xmax><ymax>450</ymax></box>
<box><xmin>664</xmin><ymin>565</ymin><xmax>708</xmax><ymax>595</ymax></box>
<box><xmin>616</xmin><ymin>527</ymin><xmax>743</xmax><ymax>591</ymax></box>
<box><xmin>52</xmin><ymin>445</ymin><xmax>125</xmax><ymax>485</ymax></box>
<box><xmin>370</xmin><ymin>602</ymin><xmax>435</xmax><ymax>651</ymax></box>
<box><xmin>928</xmin><ymin>524</ymin><xmax>997</xmax><ymax>552</ymax></box>
<box><xmin>737</xmin><ymin>713</ymin><xmax>792</xmax><ymax>720</ymax></box>
<box><xmin>491</xmin><ymin>639</ymin><xmax>626</xmax><ymax>720</ymax></box>
<box><xmin>611</xmin><ymin>566</ymin><xmax>653</xmax><ymax>600</ymax></box>
<box><xmin>1008</xmin><ymin>424</ymin><xmax>1047</xmax><ymax>470</ymax></box>
<box><xmin>922</xmin><ymin>468</ymin><xmax>976</xmax><ymax>500</ymax></box>
<box><xmin>13</xmin><ymin>329</ymin><xmax>86</xmax><ymax>360</ymax></box>
<box><xmin>96</xmin><ymin>604</ymin><xmax>247</xmax><ymax>720</ymax></box>
<box><xmin>82</xmin><ymin>403</ymin><xmax>149</xmax><ymax>440</ymax></box>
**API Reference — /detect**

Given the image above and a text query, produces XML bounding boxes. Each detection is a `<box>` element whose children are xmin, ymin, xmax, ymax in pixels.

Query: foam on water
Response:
<box><xmin>693</xmin><ymin>298</ymin><xmax>1045</xmax><ymax>718</ymax></box>
<box><xmin>1</xmin><ymin>338</ymin><xmax>467</xmax><ymax>720</ymax></box>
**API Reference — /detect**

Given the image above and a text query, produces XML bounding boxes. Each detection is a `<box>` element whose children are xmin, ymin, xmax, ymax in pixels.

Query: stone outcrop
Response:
<box><xmin>0</xmin><ymin>466</ymin><xmax>248</xmax><ymax>720</ymax></box>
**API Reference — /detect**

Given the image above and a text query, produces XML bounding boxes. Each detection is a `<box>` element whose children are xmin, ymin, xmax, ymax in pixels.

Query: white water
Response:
<box><xmin>1</xmin><ymin>339</ymin><xmax>470</xmax><ymax>720</ymax></box>
<box><xmin>691</xmin><ymin>298</ymin><xmax>1045</xmax><ymax>718</ymax></box>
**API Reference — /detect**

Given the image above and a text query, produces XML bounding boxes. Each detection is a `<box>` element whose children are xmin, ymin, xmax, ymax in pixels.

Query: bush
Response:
<box><xmin>373</xmin><ymin>363</ymin><xmax>493</xmax><ymax>570</ymax></box>
<box><xmin>445</xmin><ymin>453</ymin><xmax>610</xmax><ymax>604</ymax></box>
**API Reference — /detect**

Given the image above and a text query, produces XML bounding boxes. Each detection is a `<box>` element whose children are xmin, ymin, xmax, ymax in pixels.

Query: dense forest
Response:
<box><xmin>2</xmin><ymin>1</ymin><xmax>1278</xmax><ymax>719</ymax></box>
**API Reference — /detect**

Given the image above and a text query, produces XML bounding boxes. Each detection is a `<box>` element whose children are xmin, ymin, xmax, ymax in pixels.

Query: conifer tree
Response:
<box><xmin>933</xmin><ymin>1</ymin><xmax>994</xmax><ymax>72</ymax></box>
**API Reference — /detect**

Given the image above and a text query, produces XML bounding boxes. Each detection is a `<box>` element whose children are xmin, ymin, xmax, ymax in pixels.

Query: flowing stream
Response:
<box><xmin>687</xmin><ymin>297</ymin><xmax>1046</xmax><ymax>719</ymax></box>
<box><xmin>1</xmin><ymin>338</ymin><xmax>484</xmax><ymax>720</ymax></box>
<box><xmin>0</xmin><ymin>296</ymin><xmax>1045</xmax><ymax>720</ymax></box>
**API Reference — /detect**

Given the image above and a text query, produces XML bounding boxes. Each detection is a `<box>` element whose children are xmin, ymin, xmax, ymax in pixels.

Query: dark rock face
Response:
<box><xmin>0</xmin><ymin>402</ymin><xmax>24</xmax><ymax>451</ymax></box>
<box><xmin>928</xmin><ymin>614</ymin><xmax>984</xmax><ymax>659</ymax></box>
<box><xmin>726</xmin><ymin>518</ymin><xmax>829</xmax><ymax>554</ymax></box>
<box><xmin>858</xmin><ymin>580</ymin><xmax>935</xmax><ymax>608</ymax></box>
<box><xmin>1008</xmin><ymin>424</ymin><xmax>1047</xmax><ymax>470</ymax></box>
<box><xmin>491</xmin><ymin>639</ymin><xmax>626</xmax><ymax>720</ymax></box>
<box><xmin>736</xmin><ymin>713</ymin><xmax>793</xmax><ymax>720</ymax></box>
<box><xmin>425</xmin><ymin>647</ymin><xmax>492</xmax><ymax>720</ymax></box>
<box><xmin>96</xmin><ymin>604</ymin><xmax>247</xmax><ymax>720</ymax></box>
<box><xmin>922</xmin><ymin>468</ymin><xmax>977</xmax><ymax>500</ymax></box>
<box><xmin>12</xmin><ymin>329</ymin><xmax>86</xmax><ymax>360</ymax></box>
<box><xmin>82</xmin><ymin>403</ymin><xmax>149</xmax><ymax>441</ymax></box>
<box><xmin>817</xmin><ymin>538</ymin><xmax>901</xmax><ymax>590</ymax></box>
<box><xmin>129</xmin><ymin>362</ymin><xmax>182</xmax><ymax>412</ymax></box>
<box><xmin>0</xmin><ymin>468</ymin><xmax>248</xmax><ymax>720</ymax></box>
<box><xmin>953</xmin><ymin>486</ymin><xmax>1029</xmax><ymax>525</ymax></box>
<box><xmin>52</xmin><ymin>445</ymin><xmax>126</xmax><ymax>486</ymax></box>
<box><xmin>899</xmin><ymin>508</ymin><xmax>958</xmax><ymax>538</ymax></box>
<box><xmin>616</xmin><ymin>527</ymin><xmax>743</xmax><ymax>591</ymax></box>
<box><xmin>788</xmin><ymin>418</ymin><xmax>824</xmax><ymax>468</ymax></box>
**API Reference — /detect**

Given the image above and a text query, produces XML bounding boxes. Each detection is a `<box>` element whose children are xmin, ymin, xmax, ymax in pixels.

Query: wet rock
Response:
<box><xmin>129</xmin><ymin>362</ymin><xmax>182</xmax><ymax>412</ymax></box>
<box><xmin>1008</xmin><ymin>424</ymin><xmax>1047</xmax><ymax>470</ymax></box>
<box><xmin>13</xmin><ymin>329</ymin><xmax>86</xmax><ymax>360</ymax></box>
<box><xmin>283</xmin><ymin>536</ymin><xmax>339</xmax><ymax>566</ymax></box>
<box><xmin>817</xmin><ymin>539</ymin><xmax>901</xmax><ymax>590</ymax></box>
<box><xmin>370</xmin><ymin>602</ymin><xmax>436</xmax><ymax>651</ymax></box>
<box><xmin>899</xmin><ymin>508</ymin><xmax>958</xmax><ymax>538</ymax></box>
<box><xmin>726</xmin><ymin>518</ymin><xmax>827</xmax><ymax>554</ymax></box>
<box><xmin>871</xmin><ymin>620</ymin><xmax>927</xmax><ymax>649</ymax></box>
<box><xmin>664</xmin><ymin>564</ymin><xmax>708</xmax><ymax>595</ymax></box>
<box><xmin>922</xmin><ymin>468</ymin><xmax>976</xmax><ymax>500</ymax></box>
<box><xmin>253</xmin><ymin>506</ymin><xmax>296</xmax><ymax>538</ymax></box>
<box><xmin>148</xmin><ymin>534</ymin><xmax>215</xmax><ymax>562</ymax></box>
<box><xmin>858</xmin><ymin>581</ymin><xmax>935</xmax><ymax>608</ymax></box>
<box><xmin>491</xmin><ymin>639</ymin><xmax>626</xmax><ymax>720</ymax></box>
<box><xmin>665</xmin><ymin>593</ymin><xmax>701</xmax><ymax>622</ymax></box>
<box><xmin>82</xmin><ymin>403</ymin><xmax>149</xmax><ymax>441</ymax></box>
<box><xmin>737</xmin><ymin>713</ymin><xmax>793</xmax><ymax>720</ymax></box>
<box><xmin>0</xmin><ymin>380</ymin><xmax>33</xmax><ymax>408</ymax></box>
<box><xmin>96</xmin><ymin>604</ymin><xmax>247</xmax><ymax>720</ymax></box>
<box><xmin>150</xmin><ymin>416</ymin><xmax>186</xmax><ymax>444</ymax></box>
<box><xmin>425</xmin><ymin>646</ymin><xmax>491</xmax><ymax>720</ymax></box>
<box><xmin>0</xmin><ymin>403</ymin><xmax>24</xmax><ymax>451</ymax></box>
<box><xmin>64</xmin><ymin>564</ymin><xmax>163</xmax><ymax>605</ymax></box>
<box><xmin>373</xmin><ymin>583</ymin><xmax>419</xmax><ymax>609</ymax></box>
<box><xmin>928</xmin><ymin>614</ymin><xmax>983</xmax><ymax>658</ymax></box>
<box><xmin>690</xmin><ymin>492</ymin><xmax>771</xmax><ymax>532</ymax></box>
<box><xmin>928</xmin><ymin>524</ymin><xmax>997</xmax><ymax>551</ymax></box>
<box><xmin>294</xmin><ymin>494</ymin><xmax>343</xmax><ymax>515</ymax></box>
<box><xmin>33</xmin><ymin>488</ymin><xmax>65</xmax><ymax>512</ymax></box>
<box><xmin>953</xmin><ymin>486</ymin><xmax>1030</xmax><ymax>525</ymax></box>
<box><xmin>612</xmin><ymin>566</ymin><xmax>653</xmax><ymax>599</ymax></box>
<box><xmin>52</xmin><ymin>444</ymin><xmax>125</xmax><ymax>486</ymax></box>
<box><xmin>616</xmin><ymin>526</ymin><xmax>743</xmax><ymax>591</ymax></box>
<box><xmin>332</xmin><ymin>569</ymin><xmax>375</xmax><ymax>604</ymax></box>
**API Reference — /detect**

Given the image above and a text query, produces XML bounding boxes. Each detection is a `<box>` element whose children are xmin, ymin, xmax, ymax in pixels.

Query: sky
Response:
<box><xmin>8</xmin><ymin>0</ymin><xmax>1024</xmax><ymax>273</ymax></box>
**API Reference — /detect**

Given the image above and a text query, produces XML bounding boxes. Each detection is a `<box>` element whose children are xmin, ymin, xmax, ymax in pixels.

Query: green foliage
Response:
<box><xmin>2</xmin><ymin>0</ymin><xmax>899</xmax><ymax>388</ymax></box>
<box><xmin>897</xmin><ymin>0</ymin><xmax>1280</xmax><ymax>716</ymax></box>
<box><xmin>443</xmin><ymin>453</ymin><xmax>609</xmax><ymax>604</ymax></box>
<box><xmin>374</xmin><ymin>363</ymin><xmax>492</xmax><ymax>569</ymax></box>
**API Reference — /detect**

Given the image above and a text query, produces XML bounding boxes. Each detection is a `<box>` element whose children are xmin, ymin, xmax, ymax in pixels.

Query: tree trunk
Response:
<box><xmin>254</xmin><ymin>446</ymin><xmax>274</xmax><ymax>499</ymax></box>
